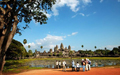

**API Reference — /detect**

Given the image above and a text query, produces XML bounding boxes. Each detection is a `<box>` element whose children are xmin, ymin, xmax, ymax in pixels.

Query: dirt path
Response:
<box><xmin>3</xmin><ymin>67</ymin><xmax>120</xmax><ymax>75</ymax></box>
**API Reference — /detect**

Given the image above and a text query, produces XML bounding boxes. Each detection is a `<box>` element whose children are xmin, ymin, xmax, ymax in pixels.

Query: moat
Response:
<box><xmin>24</xmin><ymin>59</ymin><xmax>120</xmax><ymax>68</ymax></box>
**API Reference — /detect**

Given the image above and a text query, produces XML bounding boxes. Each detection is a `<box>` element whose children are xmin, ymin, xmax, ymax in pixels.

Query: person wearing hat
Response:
<box><xmin>72</xmin><ymin>60</ymin><xmax>75</xmax><ymax>71</ymax></box>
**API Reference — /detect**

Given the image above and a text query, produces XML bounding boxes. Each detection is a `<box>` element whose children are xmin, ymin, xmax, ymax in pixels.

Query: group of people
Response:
<box><xmin>72</xmin><ymin>58</ymin><xmax>91</xmax><ymax>72</ymax></box>
<box><xmin>55</xmin><ymin>60</ymin><xmax>66</xmax><ymax>71</ymax></box>
<box><xmin>56</xmin><ymin>58</ymin><xmax>91</xmax><ymax>72</ymax></box>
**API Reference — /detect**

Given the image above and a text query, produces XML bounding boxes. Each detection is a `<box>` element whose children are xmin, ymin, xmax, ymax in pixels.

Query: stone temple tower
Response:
<box><xmin>68</xmin><ymin>45</ymin><xmax>71</xmax><ymax>50</ymax></box>
<box><xmin>60</xmin><ymin>43</ymin><xmax>64</xmax><ymax>49</ymax></box>
<box><xmin>54</xmin><ymin>45</ymin><xmax>58</xmax><ymax>52</ymax></box>
<box><xmin>65</xmin><ymin>47</ymin><xmax>67</xmax><ymax>50</ymax></box>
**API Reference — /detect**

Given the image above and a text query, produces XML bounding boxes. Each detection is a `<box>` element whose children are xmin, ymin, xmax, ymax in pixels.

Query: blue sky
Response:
<box><xmin>14</xmin><ymin>0</ymin><xmax>120</xmax><ymax>52</ymax></box>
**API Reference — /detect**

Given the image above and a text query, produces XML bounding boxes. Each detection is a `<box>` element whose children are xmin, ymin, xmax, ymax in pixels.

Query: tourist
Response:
<box><xmin>88</xmin><ymin>59</ymin><xmax>91</xmax><ymax>70</ymax></box>
<box><xmin>72</xmin><ymin>60</ymin><xmax>75</xmax><ymax>71</ymax></box>
<box><xmin>59</xmin><ymin>61</ymin><xmax>61</xmax><ymax>69</ymax></box>
<box><xmin>81</xmin><ymin>59</ymin><xmax>86</xmax><ymax>72</ymax></box>
<box><xmin>85</xmin><ymin>58</ymin><xmax>89</xmax><ymax>71</ymax></box>
<box><xmin>63</xmin><ymin>60</ymin><xmax>66</xmax><ymax>72</ymax></box>
<box><xmin>56</xmin><ymin>60</ymin><xmax>59</xmax><ymax>69</ymax></box>
<box><xmin>76</xmin><ymin>62</ymin><xmax>80</xmax><ymax>72</ymax></box>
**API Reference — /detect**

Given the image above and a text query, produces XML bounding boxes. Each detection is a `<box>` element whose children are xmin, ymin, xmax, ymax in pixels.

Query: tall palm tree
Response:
<box><xmin>105</xmin><ymin>47</ymin><xmax>107</xmax><ymax>56</ymax></box>
<box><xmin>40</xmin><ymin>46</ymin><xmax>43</xmax><ymax>49</ymax></box>
<box><xmin>23</xmin><ymin>39</ymin><xmax>27</xmax><ymax>44</ymax></box>
<box><xmin>28</xmin><ymin>45</ymin><xmax>31</xmax><ymax>48</ymax></box>
<box><xmin>94</xmin><ymin>46</ymin><xmax>97</xmax><ymax>49</ymax></box>
<box><xmin>81</xmin><ymin>45</ymin><xmax>84</xmax><ymax>50</ymax></box>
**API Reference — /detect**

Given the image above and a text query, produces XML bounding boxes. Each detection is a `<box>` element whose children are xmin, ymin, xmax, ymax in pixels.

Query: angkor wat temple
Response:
<box><xmin>35</xmin><ymin>43</ymin><xmax>79</xmax><ymax>57</ymax></box>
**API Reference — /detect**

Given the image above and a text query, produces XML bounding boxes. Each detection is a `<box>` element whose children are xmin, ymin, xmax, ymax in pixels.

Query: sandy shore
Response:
<box><xmin>3</xmin><ymin>67</ymin><xmax>120</xmax><ymax>75</ymax></box>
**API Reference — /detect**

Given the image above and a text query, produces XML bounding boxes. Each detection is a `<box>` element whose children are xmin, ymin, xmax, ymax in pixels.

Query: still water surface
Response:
<box><xmin>24</xmin><ymin>59</ymin><xmax>120</xmax><ymax>68</ymax></box>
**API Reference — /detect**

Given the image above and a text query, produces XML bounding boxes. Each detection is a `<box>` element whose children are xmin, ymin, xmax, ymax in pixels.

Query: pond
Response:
<box><xmin>24</xmin><ymin>59</ymin><xmax>120</xmax><ymax>68</ymax></box>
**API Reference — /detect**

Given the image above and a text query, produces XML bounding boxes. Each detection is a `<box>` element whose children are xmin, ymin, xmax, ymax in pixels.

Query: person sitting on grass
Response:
<box><xmin>76</xmin><ymin>62</ymin><xmax>80</xmax><ymax>72</ymax></box>
<box><xmin>72</xmin><ymin>60</ymin><xmax>75</xmax><ymax>71</ymax></box>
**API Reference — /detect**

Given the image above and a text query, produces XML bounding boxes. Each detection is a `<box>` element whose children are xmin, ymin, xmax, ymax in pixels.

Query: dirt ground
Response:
<box><xmin>3</xmin><ymin>67</ymin><xmax>120</xmax><ymax>75</ymax></box>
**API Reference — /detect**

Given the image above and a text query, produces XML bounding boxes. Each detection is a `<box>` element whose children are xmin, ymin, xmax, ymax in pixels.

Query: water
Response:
<box><xmin>25</xmin><ymin>59</ymin><xmax>120</xmax><ymax>68</ymax></box>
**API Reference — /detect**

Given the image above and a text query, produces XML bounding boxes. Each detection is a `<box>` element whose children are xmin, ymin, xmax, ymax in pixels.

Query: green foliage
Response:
<box><xmin>81</xmin><ymin>45</ymin><xmax>84</xmax><ymax>48</ymax></box>
<box><xmin>23</xmin><ymin>39</ymin><xmax>27</xmax><ymax>44</ymax></box>
<box><xmin>28</xmin><ymin>50</ymin><xmax>33</xmax><ymax>57</ymax></box>
<box><xmin>94</xmin><ymin>46</ymin><xmax>97</xmax><ymax>49</ymax></box>
<box><xmin>6</xmin><ymin>39</ymin><xmax>27</xmax><ymax>59</ymax></box>
<box><xmin>40</xmin><ymin>46</ymin><xmax>43</xmax><ymax>49</ymax></box>
<box><xmin>28</xmin><ymin>45</ymin><xmax>31</xmax><ymax>48</ymax></box>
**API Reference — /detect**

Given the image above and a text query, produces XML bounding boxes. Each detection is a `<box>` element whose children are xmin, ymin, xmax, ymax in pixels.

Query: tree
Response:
<box><xmin>23</xmin><ymin>39</ymin><xmax>27</xmax><ymax>44</ymax></box>
<box><xmin>28</xmin><ymin>50</ymin><xmax>33</xmax><ymax>57</ymax></box>
<box><xmin>6</xmin><ymin>39</ymin><xmax>27</xmax><ymax>59</ymax></box>
<box><xmin>94</xmin><ymin>46</ymin><xmax>97</xmax><ymax>49</ymax></box>
<box><xmin>0</xmin><ymin>0</ymin><xmax>56</xmax><ymax>74</ymax></box>
<box><xmin>81</xmin><ymin>45</ymin><xmax>84</xmax><ymax>49</ymax></box>
<box><xmin>28</xmin><ymin>45</ymin><xmax>31</xmax><ymax>48</ymax></box>
<box><xmin>40</xmin><ymin>46</ymin><xmax>43</xmax><ymax>49</ymax></box>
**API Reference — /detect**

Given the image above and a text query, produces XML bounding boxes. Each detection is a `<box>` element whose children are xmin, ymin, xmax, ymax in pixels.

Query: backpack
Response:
<box><xmin>83</xmin><ymin>62</ymin><xmax>85</xmax><ymax>65</ymax></box>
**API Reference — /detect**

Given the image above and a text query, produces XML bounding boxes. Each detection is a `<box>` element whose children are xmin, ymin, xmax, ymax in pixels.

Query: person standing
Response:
<box><xmin>76</xmin><ymin>62</ymin><xmax>80</xmax><ymax>72</ymax></box>
<box><xmin>85</xmin><ymin>58</ymin><xmax>89</xmax><ymax>71</ymax></box>
<box><xmin>81</xmin><ymin>59</ymin><xmax>85</xmax><ymax>72</ymax></box>
<box><xmin>63</xmin><ymin>60</ymin><xmax>66</xmax><ymax>72</ymax></box>
<box><xmin>56</xmin><ymin>60</ymin><xmax>59</xmax><ymax>69</ymax></box>
<box><xmin>59</xmin><ymin>61</ymin><xmax>61</xmax><ymax>69</ymax></box>
<box><xmin>72</xmin><ymin>60</ymin><xmax>75</xmax><ymax>71</ymax></box>
<box><xmin>88</xmin><ymin>59</ymin><xmax>91</xmax><ymax>70</ymax></box>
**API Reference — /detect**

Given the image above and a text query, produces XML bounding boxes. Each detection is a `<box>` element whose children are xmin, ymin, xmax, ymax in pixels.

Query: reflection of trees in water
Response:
<box><xmin>27</xmin><ymin>59</ymin><xmax>120</xmax><ymax>68</ymax></box>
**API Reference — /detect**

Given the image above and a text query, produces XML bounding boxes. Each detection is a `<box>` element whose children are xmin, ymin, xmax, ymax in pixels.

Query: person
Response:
<box><xmin>76</xmin><ymin>62</ymin><xmax>80</xmax><ymax>72</ymax></box>
<box><xmin>72</xmin><ymin>60</ymin><xmax>75</xmax><ymax>71</ymax></box>
<box><xmin>63</xmin><ymin>60</ymin><xmax>66</xmax><ymax>72</ymax></box>
<box><xmin>81</xmin><ymin>59</ymin><xmax>85</xmax><ymax>72</ymax></box>
<box><xmin>56</xmin><ymin>60</ymin><xmax>59</xmax><ymax>69</ymax></box>
<box><xmin>85</xmin><ymin>58</ymin><xmax>89</xmax><ymax>71</ymax></box>
<box><xmin>88</xmin><ymin>59</ymin><xmax>91</xmax><ymax>70</ymax></box>
<box><xmin>59</xmin><ymin>61</ymin><xmax>61</xmax><ymax>69</ymax></box>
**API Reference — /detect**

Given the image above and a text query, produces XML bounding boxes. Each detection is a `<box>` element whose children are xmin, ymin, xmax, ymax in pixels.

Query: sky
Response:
<box><xmin>14</xmin><ymin>0</ymin><xmax>120</xmax><ymax>52</ymax></box>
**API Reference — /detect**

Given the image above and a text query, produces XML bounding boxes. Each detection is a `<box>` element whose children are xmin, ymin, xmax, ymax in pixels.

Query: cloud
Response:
<box><xmin>52</xmin><ymin>0</ymin><xmax>92</xmax><ymax>16</ymax></box>
<box><xmin>72</xmin><ymin>32</ymin><xmax>78</xmax><ymax>35</ymax></box>
<box><xmin>79</xmin><ymin>13</ymin><xmax>85</xmax><ymax>16</ymax></box>
<box><xmin>68</xmin><ymin>32</ymin><xmax>78</xmax><ymax>36</ymax></box>
<box><xmin>45</xmin><ymin>13</ymin><xmax>52</xmax><ymax>18</ymax></box>
<box><xmin>118</xmin><ymin>0</ymin><xmax>120</xmax><ymax>2</ymax></box>
<box><xmin>100</xmin><ymin>0</ymin><xmax>103</xmax><ymax>3</ymax></box>
<box><xmin>52</xmin><ymin>0</ymin><xmax>80</xmax><ymax>16</ymax></box>
<box><xmin>82</xmin><ymin>0</ymin><xmax>92</xmax><ymax>5</ymax></box>
<box><xmin>24</xmin><ymin>34</ymin><xmax>66</xmax><ymax>52</ymax></box>
<box><xmin>72</xmin><ymin>14</ymin><xmax>78</xmax><ymax>18</ymax></box>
